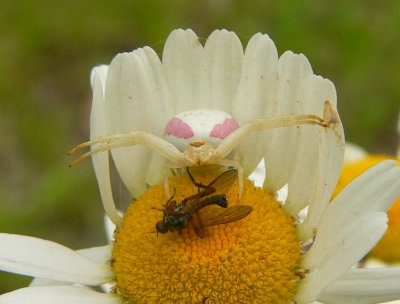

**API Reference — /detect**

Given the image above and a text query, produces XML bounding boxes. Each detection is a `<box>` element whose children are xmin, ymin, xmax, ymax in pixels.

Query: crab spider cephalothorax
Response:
<box><xmin>69</xmin><ymin>100</ymin><xmax>339</xmax><ymax>198</ymax></box>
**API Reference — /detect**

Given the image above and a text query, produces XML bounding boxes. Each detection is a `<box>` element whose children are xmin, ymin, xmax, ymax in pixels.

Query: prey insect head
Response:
<box><xmin>155</xmin><ymin>221</ymin><xmax>169</xmax><ymax>234</ymax></box>
<box><xmin>155</xmin><ymin>214</ymin><xmax>191</xmax><ymax>234</ymax></box>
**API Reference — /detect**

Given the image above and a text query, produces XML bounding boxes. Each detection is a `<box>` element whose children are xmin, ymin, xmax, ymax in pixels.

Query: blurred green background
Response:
<box><xmin>1</xmin><ymin>0</ymin><xmax>399</xmax><ymax>293</ymax></box>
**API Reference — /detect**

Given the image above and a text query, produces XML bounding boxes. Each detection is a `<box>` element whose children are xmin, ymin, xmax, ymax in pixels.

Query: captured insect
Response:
<box><xmin>155</xmin><ymin>168</ymin><xmax>252</xmax><ymax>238</ymax></box>
<box><xmin>68</xmin><ymin>101</ymin><xmax>339</xmax><ymax>198</ymax></box>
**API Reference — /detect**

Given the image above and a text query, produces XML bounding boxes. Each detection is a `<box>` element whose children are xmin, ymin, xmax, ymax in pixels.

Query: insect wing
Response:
<box><xmin>183</xmin><ymin>194</ymin><xmax>228</xmax><ymax>214</ymax></box>
<box><xmin>201</xmin><ymin>206</ymin><xmax>253</xmax><ymax>227</ymax></box>
<box><xmin>201</xmin><ymin>168</ymin><xmax>238</xmax><ymax>196</ymax></box>
<box><xmin>182</xmin><ymin>169</ymin><xmax>238</xmax><ymax>211</ymax></box>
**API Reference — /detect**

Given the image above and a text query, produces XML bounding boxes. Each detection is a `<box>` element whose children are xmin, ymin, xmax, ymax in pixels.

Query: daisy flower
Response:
<box><xmin>1</xmin><ymin>29</ymin><xmax>400</xmax><ymax>304</ymax></box>
<box><xmin>334</xmin><ymin>113</ymin><xmax>400</xmax><ymax>265</ymax></box>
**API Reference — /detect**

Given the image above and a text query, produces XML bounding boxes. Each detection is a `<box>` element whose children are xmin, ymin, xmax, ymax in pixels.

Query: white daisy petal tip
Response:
<box><xmin>208</xmin><ymin>28</ymin><xmax>235</xmax><ymax>37</ymax></box>
<box><xmin>279</xmin><ymin>49</ymin><xmax>313</xmax><ymax>75</ymax></box>
<box><xmin>318</xmin><ymin>267</ymin><xmax>400</xmax><ymax>304</ymax></box>
<box><xmin>166</xmin><ymin>28</ymin><xmax>199</xmax><ymax>45</ymax></box>
<box><xmin>28</xmin><ymin>244</ymin><xmax>114</xmax><ymax>287</ymax></box>
<box><xmin>90</xmin><ymin>64</ymin><xmax>109</xmax><ymax>90</ymax></box>
<box><xmin>0</xmin><ymin>234</ymin><xmax>114</xmax><ymax>286</ymax></box>
<box><xmin>246</xmin><ymin>32</ymin><xmax>277</xmax><ymax>55</ymax></box>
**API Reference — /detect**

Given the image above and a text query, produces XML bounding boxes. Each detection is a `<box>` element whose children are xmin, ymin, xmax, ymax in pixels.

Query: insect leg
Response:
<box><xmin>191</xmin><ymin>212</ymin><xmax>206</xmax><ymax>238</ymax></box>
<box><xmin>186</xmin><ymin>167</ymin><xmax>208</xmax><ymax>191</ymax></box>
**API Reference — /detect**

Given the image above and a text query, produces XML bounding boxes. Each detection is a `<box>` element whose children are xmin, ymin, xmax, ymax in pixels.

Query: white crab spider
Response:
<box><xmin>69</xmin><ymin>100</ymin><xmax>338</xmax><ymax>198</ymax></box>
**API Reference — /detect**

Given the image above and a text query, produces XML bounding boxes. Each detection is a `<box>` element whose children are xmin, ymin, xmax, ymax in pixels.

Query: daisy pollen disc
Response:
<box><xmin>112</xmin><ymin>173</ymin><xmax>301</xmax><ymax>304</ymax></box>
<box><xmin>164</xmin><ymin>109</ymin><xmax>239</xmax><ymax>151</ymax></box>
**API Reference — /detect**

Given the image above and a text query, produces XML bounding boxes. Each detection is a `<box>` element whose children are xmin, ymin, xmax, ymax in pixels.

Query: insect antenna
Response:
<box><xmin>167</xmin><ymin>187</ymin><xmax>176</xmax><ymax>202</ymax></box>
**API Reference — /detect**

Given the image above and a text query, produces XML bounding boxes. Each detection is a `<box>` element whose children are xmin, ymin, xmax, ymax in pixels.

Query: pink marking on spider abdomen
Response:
<box><xmin>210</xmin><ymin>118</ymin><xmax>239</xmax><ymax>139</ymax></box>
<box><xmin>164</xmin><ymin>117</ymin><xmax>194</xmax><ymax>139</ymax></box>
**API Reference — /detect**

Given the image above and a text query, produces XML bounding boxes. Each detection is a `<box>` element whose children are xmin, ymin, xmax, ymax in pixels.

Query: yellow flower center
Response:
<box><xmin>112</xmin><ymin>171</ymin><xmax>301</xmax><ymax>303</ymax></box>
<box><xmin>335</xmin><ymin>155</ymin><xmax>400</xmax><ymax>263</ymax></box>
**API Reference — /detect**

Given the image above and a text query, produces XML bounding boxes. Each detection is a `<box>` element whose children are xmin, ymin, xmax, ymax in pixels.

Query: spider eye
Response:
<box><xmin>156</xmin><ymin>221</ymin><xmax>169</xmax><ymax>234</ymax></box>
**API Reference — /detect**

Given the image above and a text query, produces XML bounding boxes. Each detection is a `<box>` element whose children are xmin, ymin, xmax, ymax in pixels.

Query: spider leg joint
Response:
<box><xmin>323</xmin><ymin>100</ymin><xmax>339</xmax><ymax>127</ymax></box>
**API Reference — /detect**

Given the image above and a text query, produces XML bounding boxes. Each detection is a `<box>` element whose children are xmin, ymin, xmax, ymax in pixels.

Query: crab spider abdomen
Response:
<box><xmin>164</xmin><ymin>109</ymin><xmax>240</xmax><ymax>151</ymax></box>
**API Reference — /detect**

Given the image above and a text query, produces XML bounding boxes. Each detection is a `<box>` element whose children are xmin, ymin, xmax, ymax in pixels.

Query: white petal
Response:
<box><xmin>248</xmin><ymin>158</ymin><xmax>266</xmax><ymax>187</ymax></box>
<box><xmin>30</xmin><ymin>245</ymin><xmax>112</xmax><ymax>287</ymax></box>
<box><xmin>301</xmin><ymin>160</ymin><xmax>400</xmax><ymax>241</ymax></box>
<box><xmin>318</xmin><ymin>267</ymin><xmax>400</xmax><ymax>304</ymax></box>
<box><xmin>204</xmin><ymin>29</ymin><xmax>243</xmax><ymax>111</ymax></box>
<box><xmin>0</xmin><ymin>234</ymin><xmax>113</xmax><ymax>285</ymax></box>
<box><xmin>90</xmin><ymin>65</ymin><xmax>109</xmax><ymax>93</ymax></box>
<box><xmin>90</xmin><ymin>68</ymin><xmax>121</xmax><ymax>225</ymax></box>
<box><xmin>0</xmin><ymin>286</ymin><xmax>120</xmax><ymax>304</ymax></box>
<box><xmin>232</xmin><ymin>33</ymin><xmax>279</xmax><ymax>175</ymax></box>
<box><xmin>284</xmin><ymin>76</ymin><xmax>343</xmax><ymax>220</ymax></box>
<box><xmin>104</xmin><ymin>215</ymin><xmax>116</xmax><ymax>242</ymax></box>
<box><xmin>328</xmin><ymin>159</ymin><xmax>400</xmax><ymax>219</ymax></box>
<box><xmin>162</xmin><ymin>29</ymin><xmax>209</xmax><ymax>112</ymax></box>
<box><xmin>303</xmin><ymin>160</ymin><xmax>400</xmax><ymax>269</ymax></box>
<box><xmin>29</xmin><ymin>278</ymin><xmax>66</xmax><ymax>287</ymax></box>
<box><xmin>344</xmin><ymin>142</ymin><xmax>368</xmax><ymax>164</ymax></box>
<box><xmin>296</xmin><ymin>114</ymin><xmax>345</xmax><ymax>239</ymax></box>
<box><xmin>77</xmin><ymin>245</ymin><xmax>112</xmax><ymax>264</ymax></box>
<box><xmin>276</xmin><ymin>183</ymin><xmax>289</xmax><ymax>204</ymax></box>
<box><xmin>362</xmin><ymin>258</ymin><xmax>388</xmax><ymax>269</ymax></box>
<box><xmin>105</xmin><ymin>48</ymin><xmax>171</xmax><ymax>198</ymax></box>
<box><xmin>136</xmin><ymin>47</ymin><xmax>175</xmax><ymax>186</ymax></box>
<box><xmin>136</xmin><ymin>46</ymin><xmax>174</xmax><ymax>126</ymax></box>
<box><xmin>261</xmin><ymin>51</ymin><xmax>314</xmax><ymax>192</ymax></box>
<box><xmin>233</xmin><ymin>33</ymin><xmax>278</xmax><ymax>122</ymax></box>
<box><xmin>296</xmin><ymin>212</ymin><xmax>387</xmax><ymax>303</ymax></box>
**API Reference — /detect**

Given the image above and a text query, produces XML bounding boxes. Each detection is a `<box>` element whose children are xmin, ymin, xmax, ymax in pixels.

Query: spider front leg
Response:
<box><xmin>213</xmin><ymin>101</ymin><xmax>339</xmax><ymax>198</ymax></box>
<box><xmin>215</xmin><ymin>100</ymin><xmax>338</xmax><ymax>161</ymax></box>
<box><xmin>68</xmin><ymin>131</ymin><xmax>187</xmax><ymax>167</ymax></box>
